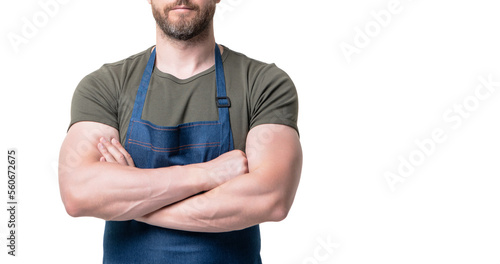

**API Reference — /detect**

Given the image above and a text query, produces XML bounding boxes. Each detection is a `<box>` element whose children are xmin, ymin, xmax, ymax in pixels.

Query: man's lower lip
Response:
<box><xmin>171</xmin><ymin>9</ymin><xmax>193</xmax><ymax>13</ymax></box>
<box><xmin>171</xmin><ymin>7</ymin><xmax>194</xmax><ymax>11</ymax></box>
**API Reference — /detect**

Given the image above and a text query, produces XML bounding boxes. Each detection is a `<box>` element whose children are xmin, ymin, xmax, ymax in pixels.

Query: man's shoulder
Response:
<box><xmin>93</xmin><ymin>47</ymin><xmax>152</xmax><ymax>76</ymax></box>
<box><xmin>80</xmin><ymin>46</ymin><xmax>152</xmax><ymax>89</ymax></box>
<box><xmin>223</xmin><ymin>46</ymin><xmax>290</xmax><ymax>81</ymax></box>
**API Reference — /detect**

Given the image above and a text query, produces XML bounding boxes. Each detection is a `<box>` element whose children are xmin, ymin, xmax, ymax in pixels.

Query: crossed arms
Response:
<box><xmin>58</xmin><ymin>121</ymin><xmax>302</xmax><ymax>232</ymax></box>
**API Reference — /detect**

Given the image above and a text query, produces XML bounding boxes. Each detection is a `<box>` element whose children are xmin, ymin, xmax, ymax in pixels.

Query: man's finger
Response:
<box><xmin>98</xmin><ymin>141</ymin><xmax>117</xmax><ymax>163</ymax></box>
<box><xmin>111</xmin><ymin>138</ymin><xmax>135</xmax><ymax>167</ymax></box>
<box><xmin>99</xmin><ymin>137</ymin><xmax>128</xmax><ymax>165</ymax></box>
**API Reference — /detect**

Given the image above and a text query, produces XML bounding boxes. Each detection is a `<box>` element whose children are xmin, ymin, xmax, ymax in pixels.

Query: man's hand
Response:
<box><xmin>181</xmin><ymin>150</ymin><xmax>249</xmax><ymax>190</ymax></box>
<box><xmin>98</xmin><ymin>137</ymin><xmax>135</xmax><ymax>167</ymax></box>
<box><xmin>97</xmin><ymin>138</ymin><xmax>248</xmax><ymax>191</ymax></box>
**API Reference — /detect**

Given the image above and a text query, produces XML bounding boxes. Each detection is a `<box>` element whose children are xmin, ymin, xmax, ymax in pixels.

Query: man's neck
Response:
<box><xmin>154</xmin><ymin>23</ymin><xmax>223</xmax><ymax>80</ymax></box>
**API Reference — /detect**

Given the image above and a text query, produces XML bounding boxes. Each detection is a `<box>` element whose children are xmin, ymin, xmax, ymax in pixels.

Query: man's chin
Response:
<box><xmin>166</xmin><ymin>16</ymin><xmax>196</xmax><ymax>28</ymax></box>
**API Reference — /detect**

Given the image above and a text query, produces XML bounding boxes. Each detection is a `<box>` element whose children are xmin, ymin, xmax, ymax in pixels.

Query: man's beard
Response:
<box><xmin>152</xmin><ymin>0</ymin><xmax>216</xmax><ymax>41</ymax></box>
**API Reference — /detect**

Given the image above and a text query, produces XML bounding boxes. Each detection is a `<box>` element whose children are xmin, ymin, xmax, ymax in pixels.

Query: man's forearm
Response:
<box><xmin>137</xmin><ymin>166</ymin><xmax>300</xmax><ymax>232</ymax></box>
<box><xmin>136</xmin><ymin>171</ymin><xmax>282</xmax><ymax>232</ymax></box>
<box><xmin>60</xmin><ymin>160</ymin><xmax>207</xmax><ymax>221</ymax></box>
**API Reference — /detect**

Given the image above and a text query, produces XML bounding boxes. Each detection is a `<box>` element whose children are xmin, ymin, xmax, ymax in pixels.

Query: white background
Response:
<box><xmin>1</xmin><ymin>0</ymin><xmax>500</xmax><ymax>263</ymax></box>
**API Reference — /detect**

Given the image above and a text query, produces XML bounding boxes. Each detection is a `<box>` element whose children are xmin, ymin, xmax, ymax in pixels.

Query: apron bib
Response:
<box><xmin>103</xmin><ymin>45</ymin><xmax>261</xmax><ymax>263</ymax></box>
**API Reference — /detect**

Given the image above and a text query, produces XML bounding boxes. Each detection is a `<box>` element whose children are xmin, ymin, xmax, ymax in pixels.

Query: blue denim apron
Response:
<box><xmin>102</xmin><ymin>45</ymin><xmax>261</xmax><ymax>263</ymax></box>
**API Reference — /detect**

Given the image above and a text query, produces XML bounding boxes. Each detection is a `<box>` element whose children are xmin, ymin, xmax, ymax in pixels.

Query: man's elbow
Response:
<box><xmin>59</xmin><ymin>170</ymin><xmax>92</xmax><ymax>218</ymax></box>
<box><xmin>269</xmin><ymin>204</ymin><xmax>290</xmax><ymax>222</ymax></box>
<box><xmin>59</xmin><ymin>173</ymin><xmax>126</xmax><ymax>221</ymax></box>
<box><xmin>267</xmin><ymin>195</ymin><xmax>293</xmax><ymax>222</ymax></box>
<box><xmin>61</xmin><ymin>188</ymin><xmax>87</xmax><ymax>218</ymax></box>
<box><xmin>62</xmin><ymin>198</ymin><xmax>83</xmax><ymax>218</ymax></box>
<box><xmin>266</xmin><ymin>177</ymin><xmax>300</xmax><ymax>222</ymax></box>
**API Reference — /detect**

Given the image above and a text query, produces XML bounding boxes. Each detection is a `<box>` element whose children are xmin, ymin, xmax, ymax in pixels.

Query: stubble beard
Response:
<box><xmin>152</xmin><ymin>0</ymin><xmax>216</xmax><ymax>42</ymax></box>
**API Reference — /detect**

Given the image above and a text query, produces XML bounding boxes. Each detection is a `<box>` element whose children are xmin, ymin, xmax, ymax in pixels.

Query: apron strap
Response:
<box><xmin>131</xmin><ymin>47</ymin><xmax>157</xmax><ymax>120</ymax></box>
<box><xmin>214</xmin><ymin>44</ymin><xmax>234</xmax><ymax>152</ymax></box>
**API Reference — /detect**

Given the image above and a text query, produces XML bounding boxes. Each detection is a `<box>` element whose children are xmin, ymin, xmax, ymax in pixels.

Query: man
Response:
<box><xmin>58</xmin><ymin>0</ymin><xmax>302</xmax><ymax>263</ymax></box>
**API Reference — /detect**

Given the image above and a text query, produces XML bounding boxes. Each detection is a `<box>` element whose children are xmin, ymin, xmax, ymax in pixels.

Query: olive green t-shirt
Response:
<box><xmin>70</xmin><ymin>45</ymin><xmax>298</xmax><ymax>151</ymax></box>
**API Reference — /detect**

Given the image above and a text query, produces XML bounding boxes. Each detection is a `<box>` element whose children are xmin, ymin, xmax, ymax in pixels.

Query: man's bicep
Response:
<box><xmin>60</xmin><ymin>121</ymin><xmax>119</xmax><ymax>170</ymax></box>
<box><xmin>245</xmin><ymin>124</ymin><xmax>302</xmax><ymax>211</ymax></box>
<box><xmin>246</xmin><ymin>124</ymin><xmax>301</xmax><ymax>170</ymax></box>
<box><xmin>58</xmin><ymin>121</ymin><xmax>120</xmax><ymax>216</ymax></box>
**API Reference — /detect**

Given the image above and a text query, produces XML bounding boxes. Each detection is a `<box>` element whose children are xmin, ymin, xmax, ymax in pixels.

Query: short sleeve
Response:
<box><xmin>249</xmin><ymin>64</ymin><xmax>299</xmax><ymax>134</ymax></box>
<box><xmin>69</xmin><ymin>67</ymin><xmax>119</xmax><ymax>130</ymax></box>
